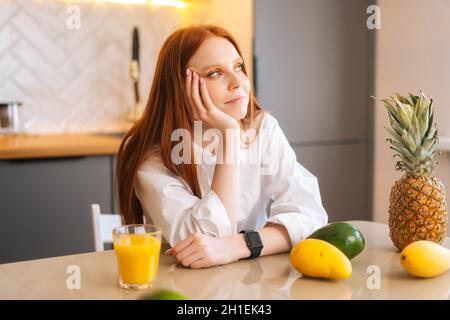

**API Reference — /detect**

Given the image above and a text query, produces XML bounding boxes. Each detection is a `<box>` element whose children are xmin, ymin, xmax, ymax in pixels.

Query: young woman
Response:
<box><xmin>116</xmin><ymin>24</ymin><xmax>328</xmax><ymax>269</ymax></box>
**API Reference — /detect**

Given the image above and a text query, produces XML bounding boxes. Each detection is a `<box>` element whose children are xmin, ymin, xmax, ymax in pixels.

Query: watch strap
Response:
<box><xmin>239</xmin><ymin>230</ymin><xmax>263</xmax><ymax>259</ymax></box>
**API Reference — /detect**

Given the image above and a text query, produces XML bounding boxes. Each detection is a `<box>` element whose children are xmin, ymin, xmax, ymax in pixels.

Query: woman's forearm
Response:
<box><xmin>167</xmin><ymin>222</ymin><xmax>293</xmax><ymax>267</ymax></box>
<box><xmin>211</xmin><ymin>130</ymin><xmax>240</xmax><ymax>227</ymax></box>
<box><xmin>259</xmin><ymin>222</ymin><xmax>292</xmax><ymax>256</ymax></box>
<box><xmin>231</xmin><ymin>223</ymin><xmax>292</xmax><ymax>260</ymax></box>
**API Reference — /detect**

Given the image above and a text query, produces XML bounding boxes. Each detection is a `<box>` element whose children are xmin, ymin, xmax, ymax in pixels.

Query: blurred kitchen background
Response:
<box><xmin>1</xmin><ymin>0</ymin><xmax>450</xmax><ymax>264</ymax></box>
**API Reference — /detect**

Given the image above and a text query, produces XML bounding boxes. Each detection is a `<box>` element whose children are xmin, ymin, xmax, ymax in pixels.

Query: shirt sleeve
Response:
<box><xmin>135</xmin><ymin>160</ymin><xmax>234</xmax><ymax>247</ymax></box>
<box><xmin>261</xmin><ymin>117</ymin><xmax>328</xmax><ymax>246</ymax></box>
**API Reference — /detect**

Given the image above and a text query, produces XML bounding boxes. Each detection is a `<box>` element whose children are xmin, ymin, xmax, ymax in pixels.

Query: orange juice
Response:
<box><xmin>114</xmin><ymin>234</ymin><xmax>161</xmax><ymax>285</ymax></box>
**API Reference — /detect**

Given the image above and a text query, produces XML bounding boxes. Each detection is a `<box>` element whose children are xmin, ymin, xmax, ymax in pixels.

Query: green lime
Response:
<box><xmin>141</xmin><ymin>288</ymin><xmax>188</xmax><ymax>300</ymax></box>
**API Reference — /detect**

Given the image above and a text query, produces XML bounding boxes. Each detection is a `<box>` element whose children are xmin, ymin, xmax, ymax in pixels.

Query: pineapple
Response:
<box><xmin>380</xmin><ymin>91</ymin><xmax>448</xmax><ymax>250</ymax></box>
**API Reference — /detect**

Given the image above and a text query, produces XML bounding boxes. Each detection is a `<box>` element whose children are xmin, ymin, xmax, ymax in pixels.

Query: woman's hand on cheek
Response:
<box><xmin>185</xmin><ymin>69</ymin><xmax>239</xmax><ymax>133</ymax></box>
<box><xmin>165</xmin><ymin>232</ymin><xmax>237</xmax><ymax>268</ymax></box>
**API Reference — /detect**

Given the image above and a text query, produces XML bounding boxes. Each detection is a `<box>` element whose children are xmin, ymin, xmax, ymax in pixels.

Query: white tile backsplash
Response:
<box><xmin>0</xmin><ymin>0</ymin><xmax>186</xmax><ymax>134</ymax></box>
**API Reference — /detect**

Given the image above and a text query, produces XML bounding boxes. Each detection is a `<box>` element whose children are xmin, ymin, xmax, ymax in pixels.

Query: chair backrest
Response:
<box><xmin>91</xmin><ymin>204</ymin><xmax>122</xmax><ymax>252</ymax></box>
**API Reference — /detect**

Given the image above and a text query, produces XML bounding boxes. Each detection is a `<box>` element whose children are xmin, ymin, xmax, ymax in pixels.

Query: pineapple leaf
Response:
<box><xmin>416</xmin><ymin>96</ymin><xmax>428</xmax><ymax>118</ymax></box>
<box><xmin>382</xmin><ymin>99</ymin><xmax>400</xmax><ymax>118</ymax></box>
<box><xmin>388</xmin><ymin>114</ymin><xmax>404</xmax><ymax>136</ymax></box>
<box><xmin>420</xmin><ymin>90</ymin><xmax>432</xmax><ymax>103</ymax></box>
<box><xmin>390</xmin><ymin>141</ymin><xmax>405</xmax><ymax>155</ymax></box>
<box><xmin>417</xmin><ymin>146</ymin><xmax>427</xmax><ymax>160</ymax></box>
<box><xmin>381</xmin><ymin>91</ymin><xmax>438</xmax><ymax>176</ymax></box>
<box><xmin>389</xmin><ymin>145</ymin><xmax>415</xmax><ymax>165</ymax></box>
<box><xmin>396</xmin><ymin>159</ymin><xmax>413</xmax><ymax>171</ymax></box>
<box><xmin>395</xmin><ymin>102</ymin><xmax>413</xmax><ymax>129</ymax></box>
<box><xmin>425</xmin><ymin>125</ymin><xmax>437</xmax><ymax>142</ymax></box>
<box><xmin>408</xmin><ymin>93</ymin><xmax>418</xmax><ymax>106</ymax></box>
<box><xmin>418</xmin><ymin>103</ymin><xmax>430</xmax><ymax>140</ymax></box>
<box><xmin>399</xmin><ymin>145</ymin><xmax>417</xmax><ymax>163</ymax></box>
<box><xmin>423</xmin><ymin>135</ymin><xmax>436</xmax><ymax>152</ymax></box>
<box><xmin>394</xmin><ymin>93</ymin><xmax>410</xmax><ymax>105</ymax></box>
<box><xmin>410</xmin><ymin>115</ymin><xmax>422</xmax><ymax>147</ymax></box>
<box><xmin>423</xmin><ymin>100</ymin><xmax>433</xmax><ymax>133</ymax></box>
<box><xmin>401</xmin><ymin>129</ymin><xmax>416</xmax><ymax>153</ymax></box>
<box><xmin>385</xmin><ymin>127</ymin><xmax>402</xmax><ymax>142</ymax></box>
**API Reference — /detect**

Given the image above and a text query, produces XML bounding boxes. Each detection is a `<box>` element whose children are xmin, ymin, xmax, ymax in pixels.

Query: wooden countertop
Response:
<box><xmin>1</xmin><ymin>221</ymin><xmax>449</xmax><ymax>300</ymax></box>
<box><xmin>0</xmin><ymin>134</ymin><xmax>125</xmax><ymax>160</ymax></box>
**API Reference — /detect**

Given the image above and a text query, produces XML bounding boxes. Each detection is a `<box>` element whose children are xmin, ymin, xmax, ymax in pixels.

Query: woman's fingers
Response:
<box><xmin>185</xmin><ymin>69</ymin><xmax>199</xmax><ymax>120</ymax></box>
<box><xmin>185</xmin><ymin>68</ymin><xmax>191</xmax><ymax>99</ymax></box>
<box><xmin>190</xmin><ymin>258</ymin><xmax>209</xmax><ymax>269</ymax></box>
<box><xmin>199</xmin><ymin>77</ymin><xmax>215</xmax><ymax>110</ymax></box>
<box><xmin>191</xmin><ymin>72</ymin><xmax>208</xmax><ymax>117</ymax></box>
<box><xmin>172</xmin><ymin>235</ymin><xmax>195</xmax><ymax>255</ymax></box>
<box><xmin>180</xmin><ymin>251</ymin><xmax>204</xmax><ymax>268</ymax></box>
<box><xmin>175</xmin><ymin>242</ymin><xmax>197</xmax><ymax>262</ymax></box>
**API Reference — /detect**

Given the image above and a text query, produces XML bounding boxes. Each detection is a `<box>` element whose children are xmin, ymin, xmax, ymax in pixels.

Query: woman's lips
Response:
<box><xmin>225</xmin><ymin>96</ymin><xmax>246</xmax><ymax>104</ymax></box>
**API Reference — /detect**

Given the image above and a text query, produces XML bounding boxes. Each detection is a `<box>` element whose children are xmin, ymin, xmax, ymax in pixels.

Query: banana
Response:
<box><xmin>289</xmin><ymin>239</ymin><xmax>352</xmax><ymax>280</ymax></box>
<box><xmin>400</xmin><ymin>240</ymin><xmax>450</xmax><ymax>278</ymax></box>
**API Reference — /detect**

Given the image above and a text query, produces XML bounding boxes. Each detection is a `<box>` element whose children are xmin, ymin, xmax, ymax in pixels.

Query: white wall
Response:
<box><xmin>0</xmin><ymin>0</ymin><xmax>253</xmax><ymax>134</ymax></box>
<box><xmin>373</xmin><ymin>0</ymin><xmax>450</xmax><ymax>224</ymax></box>
<box><xmin>182</xmin><ymin>0</ymin><xmax>254</xmax><ymax>80</ymax></box>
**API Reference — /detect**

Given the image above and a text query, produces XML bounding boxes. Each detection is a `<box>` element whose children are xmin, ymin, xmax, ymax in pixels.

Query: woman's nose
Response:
<box><xmin>228</xmin><ymin>73</ymin><xmax>243</xmax><ymax>90</ymax></box>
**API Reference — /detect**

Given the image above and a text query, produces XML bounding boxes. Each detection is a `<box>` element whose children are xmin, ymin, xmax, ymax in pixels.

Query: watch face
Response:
<box><xmin>247</xmin><ymin>231</ymin><xmax>263</xmax><ymax>248</ymax></box>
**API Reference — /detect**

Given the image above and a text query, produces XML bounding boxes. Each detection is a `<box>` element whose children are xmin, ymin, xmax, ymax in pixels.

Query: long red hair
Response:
<box><xmin>116</xmin><ymin>24</ymin><xmax>263</xmax><ymax>224</ymax></box>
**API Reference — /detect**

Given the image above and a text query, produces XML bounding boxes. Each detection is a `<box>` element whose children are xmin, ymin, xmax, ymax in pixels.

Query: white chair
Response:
<box><xmin>90</xmin><ymin>203</ymin><xmax>122</xmax><ymax>252</ymax></box>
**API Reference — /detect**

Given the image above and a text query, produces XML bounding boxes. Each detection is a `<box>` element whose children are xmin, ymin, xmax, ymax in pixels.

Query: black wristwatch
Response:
<box><xmin>239</xmin><ymin>230</ymin><xmax>263</xmax><ymax>259</ymax></box>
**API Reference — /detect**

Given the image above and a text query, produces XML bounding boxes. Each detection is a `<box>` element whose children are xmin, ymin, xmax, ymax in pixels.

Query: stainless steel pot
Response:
<box><xmin>0</xmin><ymin>101</ymin><xmax>23</xmax><ymax>135</ymax></box>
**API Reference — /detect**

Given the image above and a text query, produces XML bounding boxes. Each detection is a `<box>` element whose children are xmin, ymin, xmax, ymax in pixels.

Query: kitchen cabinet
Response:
<box><xmin>254</xmin><ymin>0</ymin><xmax>370</xmax><ymax>143</ymax></box>
<box><xmin>254</xmin><ymin>0</ymin><xmax>374</xmax><ymax>222</ymax></box>
<box><xmin>0</xmin><ymin>155</ymin><xmax>115</xmax><ymax>264</ymax></box>
<box><xmin>294</xmin><ymin>144</ymin><xmax>371</xmax><ymax>222</ymax></box>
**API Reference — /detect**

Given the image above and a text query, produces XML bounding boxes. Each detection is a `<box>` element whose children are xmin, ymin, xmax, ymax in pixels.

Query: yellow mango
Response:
<box><xmin>400</xmin><ymin>240</ymin><xmax>450</xmax><ymax>278</ymax></box>
<box><xmin>289</xmin><ymin>239</ymin><xmax>352</xmax><ymax>280</ymax></box>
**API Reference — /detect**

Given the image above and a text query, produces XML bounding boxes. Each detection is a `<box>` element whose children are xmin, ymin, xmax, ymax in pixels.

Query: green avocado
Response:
<box><xmin>307</xmin><ymin>222</ymin><xmax>365</xmax><ymax>259</ymax></box>
<box><xmin>141</xmin><ymin>289</ymin><xmax>188</xmax><ymax>300</ymax></box>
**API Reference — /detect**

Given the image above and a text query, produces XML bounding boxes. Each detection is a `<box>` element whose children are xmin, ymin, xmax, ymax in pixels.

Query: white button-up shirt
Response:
<box><xmin>135</xmin><ymin>113</ymin><xmax>328</xmax><ymax>247</ymax></box>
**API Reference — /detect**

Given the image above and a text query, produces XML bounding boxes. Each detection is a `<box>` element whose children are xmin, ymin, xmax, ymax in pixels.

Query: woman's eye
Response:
<box><xmin>207</xmin><ymin>64</ymin><xmax>243</xmax><ymax>78</ymax></box>
<box><xmin>207</xmin><ymin>70</ymin><xmax>221</xmax><ymax>78</ymax></box>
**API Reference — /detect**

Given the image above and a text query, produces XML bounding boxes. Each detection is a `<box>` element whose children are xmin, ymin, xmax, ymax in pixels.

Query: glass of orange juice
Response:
<box><xmin>112</xmin><ymin>224</ymin><xmax>162</xmax><ymax>290</ymax></box>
